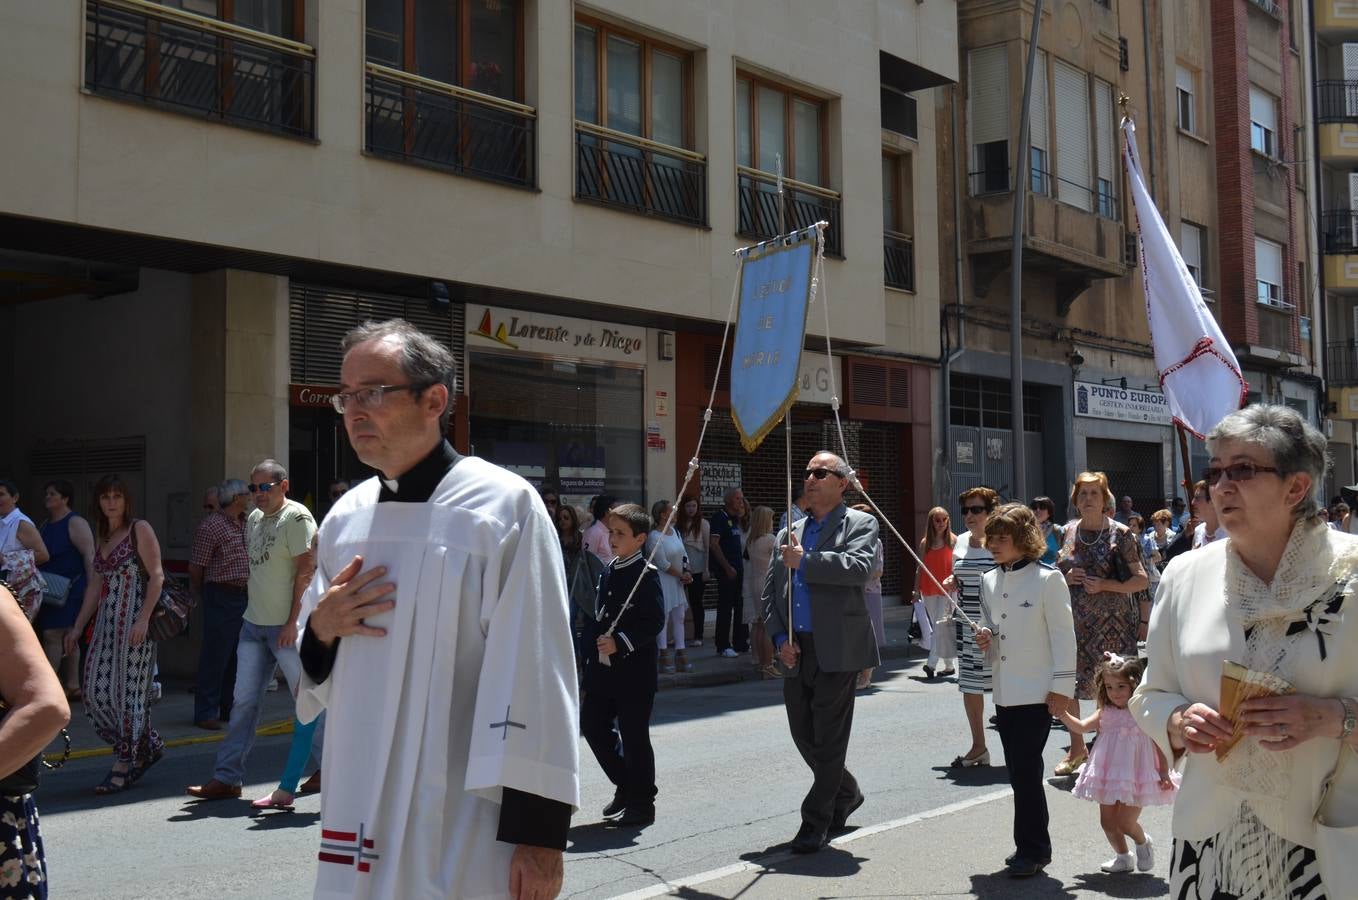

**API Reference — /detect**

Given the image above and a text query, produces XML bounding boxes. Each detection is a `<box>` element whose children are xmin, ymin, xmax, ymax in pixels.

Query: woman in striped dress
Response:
<box><xmin>946</xmin><ymin>485</ymin><xmax>998</xmax><ymax>767</ymax></box>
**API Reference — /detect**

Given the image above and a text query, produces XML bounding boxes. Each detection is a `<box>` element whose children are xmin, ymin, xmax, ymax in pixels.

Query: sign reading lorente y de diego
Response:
<box><xmin>467</xmin><ymin>306</ymin><xmax>645</xmax><ymax>364</ymax></box>
<box><xmin>1074</xmin><ymin>380</ymin><xmax>1172</xmax><ymax>426</ymax></box>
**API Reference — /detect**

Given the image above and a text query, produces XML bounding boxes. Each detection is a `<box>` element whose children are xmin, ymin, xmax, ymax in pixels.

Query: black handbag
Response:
<box><xmin>0</xmin><ymin>580</ymin><xmax>70</xmax><ymax>795</ymax></box>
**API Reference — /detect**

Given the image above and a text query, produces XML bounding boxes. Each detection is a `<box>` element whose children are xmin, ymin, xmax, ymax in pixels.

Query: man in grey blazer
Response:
<box><xmin>764</xmin><ymin>451</ymin><xmax>880</xmax><ymax>854</ymax></box>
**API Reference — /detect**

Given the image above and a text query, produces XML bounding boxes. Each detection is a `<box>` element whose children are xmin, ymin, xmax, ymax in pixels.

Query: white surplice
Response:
<box><xmin>296</xmin><ymin>457</ymin><xmax>580</xmax><ymax>900</ymax></box>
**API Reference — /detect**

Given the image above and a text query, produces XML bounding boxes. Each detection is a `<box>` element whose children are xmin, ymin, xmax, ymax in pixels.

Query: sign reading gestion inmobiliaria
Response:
<box><xmin>1074</xmin><ymin>380</ymin><xmax>1172</xmax><ymax>426</ymax></box>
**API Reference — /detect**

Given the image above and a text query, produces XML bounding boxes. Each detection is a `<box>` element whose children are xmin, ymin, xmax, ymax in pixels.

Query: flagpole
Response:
<box><xmin>1176</xmin><ymin>423</ymin><xmax>1195</xmax><ymax>507</ymax></box>
<box><xmin>1009</xmin><ymin>0</ymin><xmax>1043</xmax><ymax>501</ymax></box>
<box><xmin>776</xmin><ymin>153</ymin><xmax>795</xmax><ymax>656</ymax></box>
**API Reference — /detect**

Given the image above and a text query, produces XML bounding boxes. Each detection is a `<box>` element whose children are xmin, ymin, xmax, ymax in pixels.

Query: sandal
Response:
<box><xmin>251</xmin><ymin>790</ymin><xmax>296</xmax><ymax>812</ymax></box>
<box><xmin>94</xmin><ymin>764</ymin><xmax>131</xmax><ymax>795</ymax></box>
<box><xmin>129</xmin><ymin>747</ymin><xmax>164</xmax><ymax>784</ymax></box>
<box><xmin>1053</xmin><ymin>751</ymin><xmax>1088</xmax><ymax>776</ymax></box>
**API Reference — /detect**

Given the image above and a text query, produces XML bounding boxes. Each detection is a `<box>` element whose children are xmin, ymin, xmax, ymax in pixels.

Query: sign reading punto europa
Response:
<box><xmin>1074</xmin><ymin>380</ymin><xmax>1172</xmax><ymax>426</ymax></box>
<box><xmin>467</xmin><ymin>306</ymin><xmax>646</xmax><ymax>363</ymax></box>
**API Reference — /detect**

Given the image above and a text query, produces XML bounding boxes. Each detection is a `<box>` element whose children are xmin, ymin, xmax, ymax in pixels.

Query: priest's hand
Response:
<box><xmin>509</xmin><ymin>845</ymin><xmax>563</xmax><ymax>900</ymax></box>
<box><xmin>308</xmin><ymin>555</ymin><xmax>396</xmax><ymax>646</ymax></box>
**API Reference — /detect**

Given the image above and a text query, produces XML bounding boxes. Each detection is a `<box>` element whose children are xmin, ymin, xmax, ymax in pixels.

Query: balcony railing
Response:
<box><xmin>884</xmin><ymin>231</ymin><xmax>915</xmax><ymax>291</ymax></box>
<box><xmin>1322</xmin><ymin>210</ymin><xmax>1358</xmax><ymax>254</ymax></box>
<box><xmin>1329</xmin><ymin>341</ymin><xmax>1358</xmax><ymax>386</ymax></box>
<box><xmin>364</xmin><ymin>63</ymin><xmax>536</xmax><ymax>189</ymax></box>
<box><xmin>574</xmin><ymin>123</ymin><xmax>707</xmax><ymax>227</ymax></box>
<box><xmin>971</xmin><ymin>167</ymin><xmax>1120</xmax><ymax>219</ymax></box>
<box><xmin>1319</xmin><ymin>81</ymin><xmax>1358</xmax><ymax>123</ymax></box>
<box><xmin>84</xmin><ymin>0</ymin><xmax>315</xmax><ymax>138</ymax></box>
<box><xmin>736</xmin><ymin>167</ymin><xmax>842</xmax><ymax>256</ymax></box>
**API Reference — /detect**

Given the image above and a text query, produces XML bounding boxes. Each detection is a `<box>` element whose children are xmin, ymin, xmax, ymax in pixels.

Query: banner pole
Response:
<box><xmin>1176</xmin><ymin>422</ymin><xmax>1195</xmax><ymax>502</ymax></box>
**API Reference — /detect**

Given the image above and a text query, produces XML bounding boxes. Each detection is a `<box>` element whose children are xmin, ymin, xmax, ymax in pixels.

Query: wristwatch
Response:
<box><xmin>1341</xmin><ymin>697</ymin><xmax>1356</xmax><ymax>740</ymax></box>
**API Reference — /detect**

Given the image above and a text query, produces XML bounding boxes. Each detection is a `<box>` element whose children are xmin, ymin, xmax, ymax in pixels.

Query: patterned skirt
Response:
<box><xmin>954</xmin><ymin>589</ymin><xmax>992</xmax><ymax>695</ymax></box>
<box><xmin>1072</xmin><ymin>589</ymin><xmax>1139</xmax><ymax>699</ymax></box>
<box><xmin>1170</xmin><ymin>831</ymin><xmax>1326</xmax><ymax>900</ymax></box>
<box><xmin>82</xmin><ymin>568</ymin><xmax>162</xmax><ymax>765</ymax></box>
<box><xmin>0</xmin><ymin>795</ymin><xmax>46</xmax><ymax>900</ymax></box>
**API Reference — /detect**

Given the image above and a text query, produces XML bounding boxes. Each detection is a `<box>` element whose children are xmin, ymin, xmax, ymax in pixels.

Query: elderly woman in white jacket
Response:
<box><xmin>976</xmin><ymin>502</ymin><xmax>1076</xmax><ymax>878</ymax></box>
<box><xmin>1130</xmin><ymin>404</ymin><xmax>1358</xmax><ymax>900</ymax></box>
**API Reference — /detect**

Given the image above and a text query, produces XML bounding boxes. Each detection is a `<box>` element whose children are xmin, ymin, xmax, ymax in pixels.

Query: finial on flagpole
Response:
<box><xmin>1117</xmin><ymin>92</ymin><xmax>1134</xmax><ymax>125</ymax></box>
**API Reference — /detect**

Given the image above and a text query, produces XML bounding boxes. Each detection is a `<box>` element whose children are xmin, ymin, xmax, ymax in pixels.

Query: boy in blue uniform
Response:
<box><xmin>581</xmin><ymin>503</ymin><xmax>666</xmax><ymax>827</ymax></box>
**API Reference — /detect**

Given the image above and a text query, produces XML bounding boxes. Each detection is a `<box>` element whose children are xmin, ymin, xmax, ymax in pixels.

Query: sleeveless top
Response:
<box><xmin>36</xmin><ymin>512</ymin><xmax>89</xmax><ymax>628</ymax></box>
<box><xmin>921</xmin><ymin>544</ymin><xmax>953</xmax><ymax>597</ymax></box>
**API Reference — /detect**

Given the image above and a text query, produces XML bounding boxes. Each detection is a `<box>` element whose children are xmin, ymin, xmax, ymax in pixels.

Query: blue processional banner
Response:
<box><xmin>729</xmin><ymin>234</ymin><xmax>816</xmax><ymax>452</ymax></box>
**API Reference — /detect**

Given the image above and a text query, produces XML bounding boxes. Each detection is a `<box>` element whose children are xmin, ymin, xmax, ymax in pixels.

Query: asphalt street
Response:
<box><xmin>38</xmin><ymin>654</ymin><xmax>1172</xmax><ymax>899</ymax></box>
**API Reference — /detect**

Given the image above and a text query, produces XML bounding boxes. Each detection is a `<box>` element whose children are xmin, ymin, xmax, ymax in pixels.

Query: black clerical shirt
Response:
<box><xmin>298</xmin><ymin>439</ymin><xmax>573</xmax><ymax>850</ymax></box>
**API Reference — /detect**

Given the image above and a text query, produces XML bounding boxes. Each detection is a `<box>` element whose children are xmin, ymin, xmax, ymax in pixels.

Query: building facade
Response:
<box><xmin>0</xmin><ymin>1</ymin><xmax>956</xmax><ymax>670</ymax></box>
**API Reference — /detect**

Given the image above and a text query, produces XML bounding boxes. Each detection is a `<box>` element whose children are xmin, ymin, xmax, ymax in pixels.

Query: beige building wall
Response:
<box><xmin>0</xmin><ymin>0</ymin><xmax>956</xmax><ymax>350</ymax></box>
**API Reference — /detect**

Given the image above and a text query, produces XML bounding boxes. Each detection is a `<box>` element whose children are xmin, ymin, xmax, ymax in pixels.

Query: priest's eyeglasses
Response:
<box><xmin>330</xmin><ymin>383</ymin><xmax>428</xmax><ymax>414</ymax></box>
<box><xmin>1201</xmin><ymin>462</ymin><xmax>1280</xmax><ymax>486</ymax></box>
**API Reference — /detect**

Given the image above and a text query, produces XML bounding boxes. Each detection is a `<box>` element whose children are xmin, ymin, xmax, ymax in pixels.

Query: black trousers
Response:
<box><xmin>194</xmin><ymin>583</ymin><xmax>247</xmax><ymax>723</ymax></box>
<box><xmin>685</xmin><ymin>574</ymin><xmax>706</xmax><ymax>641</ymax></box>
<box><xmin>714</xmin><ymin>573</ymin><xmax>748</xmax><ymax>652</ymax></box>
<box><xmin>783</xmin><ymin>632</ymin><xmax>860</xmax><ymax>833</ymax></box>
<box><xmin>996</xmin><ymin>703</ymin><xmax>1054</xmax><ymax>862</ymax></box>
<box><xmin>581</xmin><ymin>691</ymin><xmax>657</xmax><ymax>808</ymax></box>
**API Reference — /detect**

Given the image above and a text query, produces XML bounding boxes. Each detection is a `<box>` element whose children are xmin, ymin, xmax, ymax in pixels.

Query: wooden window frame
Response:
<box><xmin>736</xmin><ymin>70</ymin><xmax>829</xmax><ymax>187</ymax></box>
<box><xmin>146</xmin><ymin>1</ymin><xmax>306</xmax><ymax>107</ymax></box>
<box><xmin>367</xmin><ymin>0</ymin><xmax>526</xmax><ymax>101</ymax></box>
<box><xmin>574</xmin><ymin>14</ymin><xmax>694</xmax><ymax>150</ymax></box>
<box><xmin>881</xmin><ymin>150</ymin><xmax>911</xmax><ymax>235</ymax></box>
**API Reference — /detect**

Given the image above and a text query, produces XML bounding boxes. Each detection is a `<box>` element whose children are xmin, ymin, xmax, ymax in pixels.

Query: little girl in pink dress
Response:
<box><xmin>1059</xmin><ymin>653</ymin><xmax>1179</xmax><ymax>874</ymax></box>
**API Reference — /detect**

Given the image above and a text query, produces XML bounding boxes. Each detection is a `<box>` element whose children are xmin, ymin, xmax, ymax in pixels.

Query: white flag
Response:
<box><xmin>1122</xmin><ymin>119</ymin><xmax>1245</xmax><ymax>438</ymax></box>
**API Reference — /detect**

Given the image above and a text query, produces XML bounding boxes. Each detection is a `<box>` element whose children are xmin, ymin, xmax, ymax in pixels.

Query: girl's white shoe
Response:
<box><xmin>1100</xmin><ymin>851</ymin><xmax>1135</xmax><ymax>874</ymax></box>
<box><xmin>1135</xmin><ymin>835</ymin><xmax>1154</xmax><ymax>872</ymax></box>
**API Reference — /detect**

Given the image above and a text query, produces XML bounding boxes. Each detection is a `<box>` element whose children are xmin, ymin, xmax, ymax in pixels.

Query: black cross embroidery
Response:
<box><xmin>489</xmin><ymin>705</ymin><xmax>526</xmax><ymax>741</ymax></box>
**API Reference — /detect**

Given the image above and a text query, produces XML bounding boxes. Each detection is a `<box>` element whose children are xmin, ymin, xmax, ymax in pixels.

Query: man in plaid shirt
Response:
<box><xmin>189</xmin><ymin>478</ymin><xmax>250</xmax><ymax>730</ymax></box>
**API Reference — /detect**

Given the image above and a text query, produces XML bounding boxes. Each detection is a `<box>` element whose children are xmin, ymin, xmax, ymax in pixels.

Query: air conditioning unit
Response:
<box><xmin>1123</xmin><ymin>232</ymin><xmax>1139</xmax><ymax>268</ymax></box>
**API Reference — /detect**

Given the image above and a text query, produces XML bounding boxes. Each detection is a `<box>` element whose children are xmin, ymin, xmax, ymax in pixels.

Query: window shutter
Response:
<box><xmin>969</xmin><ymin>46</ymin><xmax>1009</xmax><ymax>147</ymax></box>
<box><xmin>1028</xmin><ymin>50</ymin><xmax>1048</xmax><ymax>152</ymax></box>
<box><xmin>1255</xmin><ymin>237</ymin><xmax>1283</xmax><ymax>286</ymax></box>
<box><xmin>1095</xmin><ymin>78</ymin><xmax>1114</xmax><ymax>185</ymax></box>
<box><xmin>1175</xmin><ymin>65</ymin><xmax>1193</xmax><ymax>95</ymax></box>
<box><xmin>1054</xmin><ymin>61</ymin><xmax>1091</xmax><ymax>211</ymax></box>
<box><xmin>1249</xmin><ymin>86</ymin><xmax>1277</xmax><ymax>132</ymax></box>
<box><xmin>1180</xmin><ymin>222</ymin><xmax>1202</xmax><ymax>281</ymax></box>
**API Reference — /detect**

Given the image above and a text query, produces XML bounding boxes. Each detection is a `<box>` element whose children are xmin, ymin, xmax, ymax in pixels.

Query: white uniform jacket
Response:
<box><xmin>979</xmin><ymin>560</ymin><xmax>1077</xmax><ymax>707</ymax></box>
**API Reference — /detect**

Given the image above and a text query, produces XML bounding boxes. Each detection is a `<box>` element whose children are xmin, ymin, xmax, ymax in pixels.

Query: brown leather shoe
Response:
<box><xmin>194</xmin><ymin>719</ymin><xmax>223</xmax><ymax>731</ymax></box>
<box><xmin>186</xmin><ymin>778</ymin><xmax>242</xmax><ymax>800</ymax></box>
<box><xmin>297</xmin><ymin>770</ymin><xmax>321</xmax><ymax>795</ymax></box>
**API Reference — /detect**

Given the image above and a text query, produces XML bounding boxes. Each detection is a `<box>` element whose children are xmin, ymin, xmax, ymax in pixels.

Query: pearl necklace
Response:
<box><xmin>1075</xmin><ymin>519</ymin><xmax>1109</xmax><ymax>547</ymax></box>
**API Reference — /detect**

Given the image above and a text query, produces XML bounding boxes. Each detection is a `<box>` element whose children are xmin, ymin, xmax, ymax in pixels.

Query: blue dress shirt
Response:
<box><xmin>773</xmin><ymin>514</ymin><xmax>825</xmax><ymax>649</ymax></box>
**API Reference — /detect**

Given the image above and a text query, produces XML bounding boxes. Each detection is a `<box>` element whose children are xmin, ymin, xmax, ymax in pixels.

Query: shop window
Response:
<box><xmin>468</xmin><ymin>353</ymin><xmax>644</xmax><ymax>508</ymax></box>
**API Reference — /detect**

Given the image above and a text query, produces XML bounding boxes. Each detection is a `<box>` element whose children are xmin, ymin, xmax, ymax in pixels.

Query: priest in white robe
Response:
<box><xmin>296</xmin><ymin>319</ymin><xmax>579</xmax><ymax>900</ymax></box>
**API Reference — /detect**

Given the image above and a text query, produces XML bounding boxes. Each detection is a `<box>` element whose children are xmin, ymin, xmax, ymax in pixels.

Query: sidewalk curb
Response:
<box><xmin>52</xmin><ymin>718</ymin><xmax>295</xmax><ymax>763</ymax></box>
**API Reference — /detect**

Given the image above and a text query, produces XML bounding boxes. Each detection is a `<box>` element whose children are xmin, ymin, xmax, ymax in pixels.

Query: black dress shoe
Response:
<box><xmin>789</xmin><ymin>823</ymin><xmax>829</xmax><ymax>854</ymax></box>
<box><xmin>602</xmin><ymin>792</ymin><xmax>626</xmax><ymax>819</ymax></box>
<box><xmin>922</xmin><ymin>665</ymin><xmax>935</xmax><ymax>679</ymax></box>
<box><xmin>830</xmin><ymin>791</ymin><xmax>865</xmax><ymax>833</ymax></box>
<box><xmin>1005</xmin><ymin>851</ymin><xmax>1051</xmax><ymax>867</ymax></box>
<box><xmin>612</xmin><ymin>805</ymin><xmax>655</xmax><ymax>827</ymax></box>
<box><xmin>1005</xmin><ymin>856</ymin><xmax>1048</xmax><ymax>878</ymax></box>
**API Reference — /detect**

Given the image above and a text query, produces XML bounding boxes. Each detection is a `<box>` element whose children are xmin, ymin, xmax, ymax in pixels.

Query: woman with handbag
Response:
<box><xmin>1053</xmin><ymin>471</ymin><xmax>1147</xmax><ymax>777</ymax></box>
<box><xmin>62</xmin><ymin>474</ymin><xmax>166</xmax><ymax>794</ymax></box>
<box><xmin>1130</xmin><ymin>405</ymin><xmax>1358</xmax><ymax>897</ymax></box>
<box><xmin>0</xmin><ymin>480</ymin><xmax>49</xmax><ymax>620</ymax></box>
<box><xmin>1</xmin><ymin>580</ymin><xmax>70</xmax><ymax>899</ymax></box>
<box><xmin>35</xmin><ymin>480</ymin><xmax>95</xmax><ymax>701</ymax></box>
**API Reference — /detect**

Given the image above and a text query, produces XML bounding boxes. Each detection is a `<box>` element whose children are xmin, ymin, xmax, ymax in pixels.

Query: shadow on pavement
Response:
<box><xmin>566</xmin><ymin>821</ymin><xmax>645</xmax><ymax>853</ymax></box>
<box><xmin>247</xmin><ymin>810</ymin><xmax>321</xmax><ymax>831</ymax></box>
<box><xmin>931</xmin><ymin>764</ymin><xmax>1011</xmax><ymax>787</ymax></box>
<box><xmin>166</xmin><ymin>798</ymin><xmax>262</xmax><ymax>823</ymax></box>
<box><xmin>970</xmin><ymin>870</ymin><xmax>1076</xmax><ymax>898</ymax></box>
<box><xmin>1067</xmin><ymin>873</ymin><xmax>1169</xmax><ymax>897</ymax></box>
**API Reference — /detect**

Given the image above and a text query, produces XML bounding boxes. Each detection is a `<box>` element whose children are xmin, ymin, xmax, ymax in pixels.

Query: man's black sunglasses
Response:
<box><xmin>804</xmin><ymin>467</ymin><xmax>843</xmax><ymax>481</ymax></box>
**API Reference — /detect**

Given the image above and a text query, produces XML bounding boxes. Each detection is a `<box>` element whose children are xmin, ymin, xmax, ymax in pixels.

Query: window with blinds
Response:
<box><xmin>1254</xmin><ymin>237</ymin><xmax>1285</xmax><ymax>307</ymax></box>
<box><xmin>1094</xmin><ymin>78</ymin><xmax>1115</xmax><ymax>218</ymax></box>
<box><xmin>1054</xmin><ymin>60</ymin><xmax>1091</xmax><ymax>211</ymax></box>
<box><xmin>1181</xmin><ymin>222</ymin><xmax>1205</xmax><ymax>288</ymax></box>
<box><xmin>1250</xmin><ymin>86</ymin><xmax>1277</xmax><ymax>158</ymax></box>
<box><xmin>968</xmin><ymin>45</ymin><xmax>1010</xmax><ymax>194</ymax></box>
<box><xmin>1176</xmin><ymin>65</ymin><xmax>1196</xmax><ymax>133</ymax></box>
<box><xmin>1029</xmin><ymin>50</ymin><xmax>1049</xmax><ymax>195</ymax></box>
<box><xmin>289</xmin><ymin>286</ymin><xmax>465</xmax><ymax>388</ymax></box>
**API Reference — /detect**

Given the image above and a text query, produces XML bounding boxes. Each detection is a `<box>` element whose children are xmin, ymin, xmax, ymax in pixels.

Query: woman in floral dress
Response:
<box><xmin>63</xmin><ymin>475</ymin><xmax>166</xmax><ymax>794</ymax></box>
<box><xmin>2</xmin><ymin>581</ymin><xmax>71</xmax><ymax>899</ymax></box>
<box><xmin>1054</xmin><ymin>471</ymin><xmax>1148</xmax><ymax>775</ymax></box>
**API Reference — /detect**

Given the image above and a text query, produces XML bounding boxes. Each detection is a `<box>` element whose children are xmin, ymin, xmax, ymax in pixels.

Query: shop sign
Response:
<box><xmin>797</xmin><ymin>352</ymin><xmax>842</xmax><ymax>406</ymax></box>
<box><xmin>467</xmin><ymin>306</ymin><xmax>645</xmax><ymax>363</ymax></box>
<box><xmin>646</xmin><ymin>422</ymin><xmax>666</xmax><ymax>451</ymax></box>
<box><xmin>290</xmin><ymin>384</ymin><xmax>339</xmax><ymax>409</ymax></box>
<box><xmin>701</xmin><ymin>462</ymin><xmax>743</xmax><ymax>507</ymax></box>
<box><xmin>1074</xmin><ymin>381</ymin><xmax>1172</xmax><ymax>426</ymax></box>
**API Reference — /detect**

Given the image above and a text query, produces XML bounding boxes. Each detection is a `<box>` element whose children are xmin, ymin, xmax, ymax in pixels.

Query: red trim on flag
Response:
<box><xmin>322</xmin><ymin>830</ymin><xmax>357</xmax><ymax>841</ymax></box>
<box><xmin>358</xmin><ymin>863</ymin><xmax>371</xmax><ymax>873</ymax></box>
<box><xmin>318</xmin><ymin>852</ymin><xmax>354</xmax><ymax>866</ymax></box>
<box><xmin>363</xmin><ymin>839</ymin><xmax>375</xmax><ymax>848</ymax></box>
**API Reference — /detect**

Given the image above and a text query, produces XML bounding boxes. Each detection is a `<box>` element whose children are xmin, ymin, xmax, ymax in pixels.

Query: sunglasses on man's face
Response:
<box><xmin>247</xmin><ymin>481</ymin><xmax>280</xmax><ymax>493</ymax></box>
<box><xmin>961</xmin><ymin>505</ymin><xmax>989</xmax><ymax>516</ymax></box>
<box><xmin>804</xmin><ymin>467</ymin><xmax>842</xmax><ymax>481</ymax></box>
<box><xmin>1201</xmin><ymin>462</ymin><xmax>1280</xmax><ymax>487</ymax></box>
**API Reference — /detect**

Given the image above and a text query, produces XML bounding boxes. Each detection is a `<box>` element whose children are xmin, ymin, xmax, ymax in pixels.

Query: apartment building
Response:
<box><xmin>0</xmin><ymin>2</ymin><xmax>956</xmax><ymax>669</ymax></box>
<box><xmin>941</xmin><ymin>0</ymin><xmax>1317</xmax><ymax>510</ymax></box>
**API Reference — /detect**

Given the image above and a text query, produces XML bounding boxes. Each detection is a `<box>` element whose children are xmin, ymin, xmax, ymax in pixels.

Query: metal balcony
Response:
<box><xmin>1322</xmin><ymin>211</ymin><xmax>1358</xmax><ymax>255</ymax></box>
<box><xmin>736</xmin><ymin>167</ymin><xmax>842</xmax><ymax>256</ymax></box>
<box><xmin>884</xmin><ymin>231</ymin><xmax>915</xmax><ymax>291</ymax></box>
<box><xmin>84</xmin><ymin>0</ymin><xmax>315</xmax><ymax>138</ymax></box>
<box><xmin>1318</xmin><ymin>82</ymin><xmax>1358</xmax><ymax>124</ymax></box>
<box><xmin>1328</xmin><ymin>341</ymin><xmax>1358</xmax><ymax>387</ymax></box>
<box><xmin>574</xmin><ymin>123</ymin><xmax>707</xmax><ymax>227</ymax></box>
<box><xmin>364</xmin><ymin>63</ymin><xmax>536</xmax><ymax>189</ymax></box>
